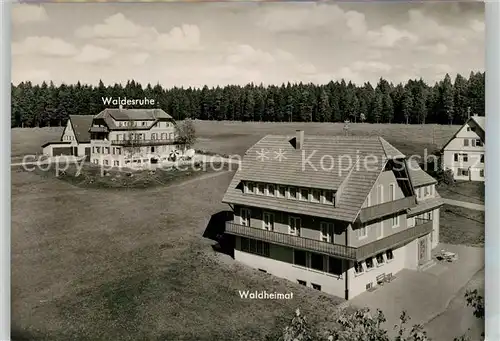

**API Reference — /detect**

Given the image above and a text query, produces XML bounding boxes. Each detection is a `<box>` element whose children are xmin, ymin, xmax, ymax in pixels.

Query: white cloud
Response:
<box><xmin>75</xmin><ymin>13</ymin><xmax>202</xmax><ymax>52</ymax></box>
<box><xmin>351</xmin><ymin>61</ymin><xmax>392</xmax><ymax>73</ymax></box>
<box><xmin>12</xmin><ymin>4</ymin><xmax>48</xmax><ymax>25</ymax></box>
<box><xmin>226</xmin><ymin>45</ymin><xmax>275</xmax><ymax>64</ymax></box>
<box><xmin>367</xmin><ymin>25</ymin><xmax>418</xmax><ymax>48</ymax></box>
<box><xmin>12</xmin><ymin>36</ymin><xmax>78</xmax><ymax>57</ymax></box>
<box><xmin>75</xmin><ymin>45</ymin><xmax>113</xmax><ymax>63</ymax></box>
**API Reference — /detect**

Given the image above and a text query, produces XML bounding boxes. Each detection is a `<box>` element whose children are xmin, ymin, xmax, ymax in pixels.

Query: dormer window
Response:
<box><xmin>246</xmin><ymin>182</ymin><xmax>254</xmax><ymax>194</ymax></box>
<box><xmin>323</xmin><ymin>190</ymin><xmax>334</xmax><ymax>205</ymax></box>
<box><xmin>257</xmin><ymin>183</ymin><xmax>265</xmax><ymax>195</ymax></box>
<box><xmin>267</xmin><ymin>184</ymin><xmax>275</xmax><ymax>196</ymax></box>
<box><xmin>300</xmin><ymin>188</ymin><xmax>309</xmax><ymax>201</ymax></box>
<box><xmin>277</xmin><ymin>186</ymin><xmax>286</xmax><ymax>198</ymax></box>
<box><xmin>311</xmin><ymin>189</ymin><xmax>320</xmax><ymax>203</ymax></box>
<box><xmin>288</xmin><ymin>187</ymin><xmax>297</xmax><ymax>200</ymax></box>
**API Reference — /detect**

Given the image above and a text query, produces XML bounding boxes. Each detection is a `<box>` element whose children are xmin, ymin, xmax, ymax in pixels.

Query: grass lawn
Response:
<box><xmin>439</xmin><ymin>204</ymin><xmax>485</xmax><ymax>247</ymax></box>
<box><xmin>12</xmin><ymin>122</ymin><xmax>459</xmax><ymax>159</ymax></box>
<box><xmin>438</xmin><ymin>181</ymin><xmax>485</xmax><ymax>205</ymax></box>
<box><xmin>12</xmin><ymin>168</ymin><xmax>344</xmax><ymax>341</ymax></box>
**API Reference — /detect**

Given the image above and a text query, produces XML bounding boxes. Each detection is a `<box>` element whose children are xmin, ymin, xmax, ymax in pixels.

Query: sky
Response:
<box><xmin>11</xmin><ymin>2</ymin><xmax>485</xmax><ymax>88</ymax></box>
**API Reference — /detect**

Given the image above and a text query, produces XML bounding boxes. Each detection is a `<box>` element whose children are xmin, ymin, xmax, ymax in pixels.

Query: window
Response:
<box><xmin>96</xmin><ymin>147</ymin><xmax>101</xmax><ymax>153</ymax></box>
<box><xmin>323</xmin><ymin>190</ymin><xmax>334</xmax><ymax>204</ymax></box>
<box><xmin>240</xmin><ymin>237</ymin><xmax>270</xmax><ymax>257</ymax></box>
<box><xmin>151</xmin><ymin>133</ymin><xmax>157</xmax><ymax>140</ymax></box>
<box><xmin>358</xmin><ymin>226</ymin><xmax>367</xmax><ymax>239</ymax></box>
<box><xmin>376</xmin><ymin>253</ymin><xmax>385</xmax><ymax>265</ymax></box>
<box><xmin>454</xmin><ymin>153</ymin><xmax>459</xmax><ymax>162</ymax></box>
<box><xmin>328</xmin><ymin>257</ymin><xmax>343</xmax><ymax>276</ymax></box>
<box><xmin>142</xmin><ymin>122</ymin><xmax>147</xmax><ymax>126</ymax></box>
<box><xmin>297</xmin><ymin>280</ymin><xmax>306</xmax><ymax>286</ymax></box>
<box><xmin>390</xmin><ymin>183</ymin><xmax>396</xmax><ymax>201</ymax></box>
<box><xmin>114</xmin><ymin>161</ymin><xmax>119</xmax><ymax>166</ymax></box>
<box><xmin>392</xmin><ymin>214</ymin><xmax>400</xmax><ymax>228</ymax></box>
<box><xmin>263</xmin><ymin>212</ymin><xmax>274</xmax><ymax>231</ymax></box>
<box><xmin>467</xmin><ymin>127</ymin><xmax>471</xmax><ymax>131</ymax></box>
<box><xmin>464</xmin><ymin>139</ymin><xmax>469</xmax><ymax>146</ymax></box>
<box><xmin>476</xmin><ymin>140</ymin><xmax>483</xmax><ymax>147</ymax></box>
<box><xmin>463</xmin><ymin>154</ymin><xmax>469</xmax><ymax>162</ymax></box>
<box><xmin>365</xmin><ymin>258</ymin><xmax>374</xmax><ymax>270</ymax></box>
<box><xmin>300</xmin><ymin>188</ymin><xmax>309</xmax><ymax>201</ymax></box>
<box><xmin>320</xmin><ymin>222</ymin><xmax>334</xmax><ymax>243</ymax></box>
<box><xmin>247</xmin><ymin>182</ymin><xmax>254</xmax><ymax>193</ymax></box>
<box><xmin>386</xmin><ymin>249</ymin><xmax>394</xmax><ymax>261</ymax></box>
<box><xmin>310</xmin><ymin>253</ymin><xmax>324</xmax><ymax>271</ymax></box>
<box><xmin>481</xmin><ymin>154</ymin><xmax>484</xmax><ymax>163</ymax></box>
<box><xmin>424</xmin><ymin>186</ymin><xmax>430</xmax><ymax>197</ymax></box>
<box><xmin>312</xmin><ymin>283</ymin><xmax>321</xmax><ymax>291</ymax></box>
<box><xmin>169</xmin><ymin>133</ymin><xmax>174</xmax><ymax>139</ymax></box>
<box><xmin>289</xmin><ymin>216</ymin><xmax>300</xmax><ymax>236</ymax></box>
<box><xmin>267</xmin><ymin>184</ymin><xmax>275</xmax><ymax>196</ymax></box>
<box><xmin>480</xmin><ymin>169</ymin><xmax>485</xmax><ymax>177</ymax></box>
<box><xmin>240</xmin><ymin>208</ymin><xmax>251</xmax><ymax>226</ymax></box>
<box><xmin>289</xmin><ymin>187</ymin><xmax>297</xmax><ymax>199</ymax></box>
<box><xmin>458</xmin><ymin>168</ymin><xmax>469</xmax><ymax>176</ymax></box>
<box><xmin>355</xmin><ymin>262</ymin><xmax>364</xmax><ymax>274</ymax></box>
<box><xmin>151</xmin><ymin>147</ymin><xmax>155</xmax><ymax>153</ymax></box>
<box><xmin>294</xmin><ymin>250</ymin><xmax>307</xmax><ymax>267</ymax></box>
<box><xmin>104</xmin><ymin>160</ymin><xmax>109</xmax><ymax>166</ymax></box>
<box><xmin>378</xmin><ymin>185</ymin><xmax>384</xmax><ymax>204</ymax></box>
<box><xmin>311</xmin><ymin>189</ymin><xmax>320</xmax><ymax>203</ymax></box>
<box><xmin>472</xmin><ymin>139</ymin><xmax>476</xmax><ymax>147</ymax></box>
<box><xmin>257</xmin><ymin>183</ymin><xmax>266</xmax><ymax>195</ymax></box>
<box><xmin>277</xmin><ymin>186</ymin><xmax>286</xmax><ymax>198</ymax></box>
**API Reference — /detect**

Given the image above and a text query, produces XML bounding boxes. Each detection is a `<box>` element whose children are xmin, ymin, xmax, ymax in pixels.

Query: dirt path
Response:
<box><xmin>442</xmin><ymin>198</ymin><xmax>485</xmax><ymax>211</ymax></box>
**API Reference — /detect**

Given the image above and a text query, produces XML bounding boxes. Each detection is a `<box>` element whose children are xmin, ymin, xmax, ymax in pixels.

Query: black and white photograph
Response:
<box><xmin>11</xmin><ymin>2</ymin><xmax>485</xmax><ymax>341</ymax></box>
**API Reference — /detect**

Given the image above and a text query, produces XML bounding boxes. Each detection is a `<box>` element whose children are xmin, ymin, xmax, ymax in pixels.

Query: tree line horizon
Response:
<box><xmin>11</xmin><ymin>71</ymin><xmax>484</xmax><ymax>128</ymax></box>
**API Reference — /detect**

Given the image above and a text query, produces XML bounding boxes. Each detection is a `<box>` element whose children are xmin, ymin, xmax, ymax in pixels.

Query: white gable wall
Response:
<box><xmin>442</xmin><ymin>122</ymin><xmax>485</xmax><ymax>181</ymax></box>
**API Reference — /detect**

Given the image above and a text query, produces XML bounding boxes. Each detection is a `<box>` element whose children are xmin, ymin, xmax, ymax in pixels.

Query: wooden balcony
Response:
<box><xmin>225</xmin><ymin>221</ymin><xmax>357</xmax><ymax>260</ymax></box>
<box><xmin>357</xmin><ymin>196</ymin><xmax>417</xmax><ymax>224</ymax></box>
<box><xmin>355</xmin><ymin>217</ymin><xmax>433</xmax><ymax>260</ymax></box>
<box><xmin>110</xmin><ymin>139</ymin><xmax>179</xmax><ymax>146</ymax></box>
<box><xmin>225</xmin><ymin>217</ymin><xmax>433</xmax><ymax>262</ymax></box>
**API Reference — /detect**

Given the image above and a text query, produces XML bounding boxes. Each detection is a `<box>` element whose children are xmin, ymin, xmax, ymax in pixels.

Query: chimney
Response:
<box><xmin>296</xmin><ymin>130</ymin><xmax>304</xmax><ymax>150</ymax></box>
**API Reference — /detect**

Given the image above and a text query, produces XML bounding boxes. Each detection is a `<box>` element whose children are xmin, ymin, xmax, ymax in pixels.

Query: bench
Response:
<box><xmin>376</xmin><ymin>273</ymin><xmax>386</xmax><ymax>285</ymax></box>
<box><xmin>385</xmin><ymin>273</ymin><xmax>395</xmax><ymax>283</ymax></box>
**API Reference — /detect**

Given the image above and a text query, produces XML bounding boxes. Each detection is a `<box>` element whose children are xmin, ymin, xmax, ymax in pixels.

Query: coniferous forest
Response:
<box><xmin>11</xmin><ymin>71</ymin><xmax>484</xmax><ymax>128</ymax></box>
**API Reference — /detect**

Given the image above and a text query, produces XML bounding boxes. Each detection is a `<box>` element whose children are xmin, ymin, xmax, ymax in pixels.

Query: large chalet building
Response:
<box><xmin>89</xmin><ymin>107</ymin><xmax>177</xmax><ymax>167</ymax></box>
<box><xmin>441</xmin><ymin>115</ymin><xmax>485</xmax><ymax>182</ymax></box>
<box><xmin>42</xmin><ymin>107</ymin><xmax>179</xmax><ymax>167</ymax></box>
<box><xmin>222</xmin><ymin>131</ymin><xmax>443</xmax><ymax>299</ymax></box>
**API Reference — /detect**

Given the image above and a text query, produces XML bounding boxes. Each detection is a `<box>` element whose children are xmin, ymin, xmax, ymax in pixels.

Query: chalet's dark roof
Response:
<box><xmin>93</xmin><ymin>108</ymin><xmax>173</xmax><ymax>131</ymax></box>
<box><xmin>67</xmin><ymin>115</ymin><xmax>94</xmax><ymax>143</ymax></box>
<box><xmin>408</xmin><ymin>159</ymin><xmax>438</xmax><ymax>187</ymax></box>
<box><xmin>95</xmin><ymin>108</ymin><xmax>172</xmax><ymax>121</ymax></box>
<box><xmin>470</xmin><ymin>115</ymin><xmax>485</xmax><ymax>132</ymax></box>
<box><xmin>223</xmin><ymin>135</ymin><xmax>409</xmax><ymax>222</ymax></box>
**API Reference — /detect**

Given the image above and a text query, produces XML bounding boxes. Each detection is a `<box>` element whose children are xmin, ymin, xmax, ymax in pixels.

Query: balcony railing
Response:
<box><xmin>225</xmin><ymin>222</ymin><xmax>357</xmax><ymax>260</ymax></box>
<box><xmin>355</xmin><ymin>218</ymin><xmax>433</xmax><ymax>260</ymax></box>
<box><xmin>357</xmin><ymin>196</ymin><xmax>417</xmax><ymax>224</ymax></box>
<box><xmin>110</xmin><ymin>139</ymin><xmax>179</xmax><ymax>146</ymax></box>
<box><xmin>225</xmin><ymin>217</ymin><xmax>433</xmax><ymax>262</ymax></box>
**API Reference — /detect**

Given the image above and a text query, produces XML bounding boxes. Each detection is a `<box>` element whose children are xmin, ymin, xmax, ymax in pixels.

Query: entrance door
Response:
<box><xmin>263</xmin><ymin>212</ymin><xmax>274</xmax><ymax>231</ymax></box>
<box><xmin>418</xmin><ymin>237</ymin><xmax>428</xmax><ymax>265</ymax></box>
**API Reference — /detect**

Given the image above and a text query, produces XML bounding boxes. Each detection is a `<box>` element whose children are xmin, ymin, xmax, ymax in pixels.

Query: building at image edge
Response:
<box><xmin>222</xmin><ymin>131</ymin><xmax>443</xmax><ymax>300</ymax></box>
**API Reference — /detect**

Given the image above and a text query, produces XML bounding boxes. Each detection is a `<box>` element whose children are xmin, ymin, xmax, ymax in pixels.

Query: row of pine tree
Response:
<box><xmin>11</xmin><ymin>71</ymin><xmax>484</xmax><ymax>128</ymax></box>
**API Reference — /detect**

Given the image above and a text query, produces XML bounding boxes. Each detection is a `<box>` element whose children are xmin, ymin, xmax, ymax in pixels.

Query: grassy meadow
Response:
<box><xmin>11</xmin><ymin>121</ymin><xmax>460</xmax><ymax>159</ymax></box>
<box><xmin>11</xmin><ymin>122</ymin><xmax>479</xmax><ymax>340</ymax></box>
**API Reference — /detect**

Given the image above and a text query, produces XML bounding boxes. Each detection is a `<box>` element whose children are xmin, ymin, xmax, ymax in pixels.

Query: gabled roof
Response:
<box><xmin>441</xmin><ymin>115</ymin><xmax>486</xmax><ymax>151</ymax></box>
<box><xmin>93</xmin><ymin>108</ymin><xmax>174</xmax><ymax>131</ymax></box>
<box><xmin>95</xmin><ymin>108</ymin><xmax>172</xmax><ymax>121</ymax></box>
<box><xmin>60</xmin><ymin>115</ymin><xmax>94</xmax><ymax>143</ymax></box>
<box><xmin>222</xmin><ymin>135</ymin><xmax>406</xmax><ymax>223</ymax></box>
<box><xmin>407</xmin><ymin>159</ymin><xmax>438</xmax><ymax>187</ymax></box>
